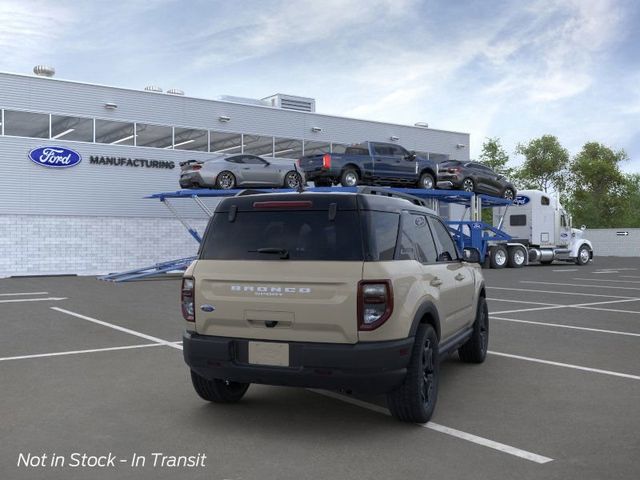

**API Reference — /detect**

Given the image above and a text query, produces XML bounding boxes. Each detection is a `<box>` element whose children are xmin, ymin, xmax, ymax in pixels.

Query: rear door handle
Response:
<box><xmin>455</xmin><ymin>273</ymin><xmax>465</xmax><ymax>281</ymax></box>
<box><xmin>430</xmin><ymin>277</ymin><xmax>443</xmax><ymax>287</ymax></box>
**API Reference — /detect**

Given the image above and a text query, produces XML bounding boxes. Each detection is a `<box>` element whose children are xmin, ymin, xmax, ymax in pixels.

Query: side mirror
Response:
<box><xmin>463</xmin><ymin>247</ymin><xmax>481</xmax><ymax>263</ymax></box>
<box><xmin>581</xmin><ymin>225</ymin><xmax>586</xmax><ymax>231</ymax></box>
<box><xmin>405</xmin><ymin>152</ymin><xmax>417</xmax><ymax>161</ymax></box>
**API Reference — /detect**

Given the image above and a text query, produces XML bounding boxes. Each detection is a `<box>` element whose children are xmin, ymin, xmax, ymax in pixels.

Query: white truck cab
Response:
<box><xmin>493</xmin><ymin>190</ymin><xmax>593</xmax><ymax>266</ymax></box>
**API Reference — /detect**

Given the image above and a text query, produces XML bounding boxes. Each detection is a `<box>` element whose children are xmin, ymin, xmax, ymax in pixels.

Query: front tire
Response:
<box><xmin>418</xmin><ymin>172</ymin><xmax>435</xmax><ymax>190</ymax></box>
<box><xmin>576</xmin><ymin>245</ymin><xmax>591</xmax><ymax>265</ymax></box>
<box><xmin>283</xmin><ymin>171</ymin><xmax>302</xmax><ymax>189</ymax></box>
<box><xmin>190</xmin><ymin>370</ymin><xmax>249</xmax><ymax>403</ymax></box>
<box><xmin>503</xmin><ymin>187</ymin><xmax>515</xmax><ymax>200</ymax></box>
<box><xmin>462</xmin><ymin>178</ymin><xmax>475</xmax><ymax>192</ymax></box>
<box><xmin>387</xmin><ymin>324</ymin><xmax>439</xmax><ymax>423</ymax></box>
<box><xmin>458</xmin><ymin>296</ymin><xmax>489</xmax><ymax>363</ymax></box>
<box><xmin>340</xmin><ymin>168</ymin><xmax>359</xmax><ymax>187</ymax></box>
<box><xmin>215</xmin><ymin>171</ymin><xmax>236</xmax><ymax>190</ymax></box>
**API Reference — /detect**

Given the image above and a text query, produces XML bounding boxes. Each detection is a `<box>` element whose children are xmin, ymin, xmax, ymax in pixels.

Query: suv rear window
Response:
<box><xmin>200</xmin><ymin>211</ymin><xmax>364</xmax><ymax>261</ymax></box>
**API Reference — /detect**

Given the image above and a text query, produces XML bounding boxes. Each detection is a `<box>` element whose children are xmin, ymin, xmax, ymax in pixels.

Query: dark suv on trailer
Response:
<box><xmin>437</xmin><ymin>161</ymin><xmax>516</xmax><ymax>199</ymax></box>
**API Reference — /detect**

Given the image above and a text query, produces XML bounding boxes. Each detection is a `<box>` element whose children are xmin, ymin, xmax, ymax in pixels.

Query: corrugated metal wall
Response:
<box><xmin>586</xmin><ymin>228</ymin><xmax>640</xmax><ymax>257</ymax></box>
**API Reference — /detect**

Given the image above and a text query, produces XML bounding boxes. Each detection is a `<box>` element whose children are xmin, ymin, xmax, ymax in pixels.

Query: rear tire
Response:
<box><xmin>340</xmin><ymin>168</ymin><xmax>359</xmax><ymax>187</ymax></box>
<box><xmin>462</xmin><ymin>178</ymin><xmax>475</xmax><ymax>192</ymax></box>
<box><xmin>458</xmin><ymin>297</ymin><xmax>489</xmax><ymax>363</ymax></box>
<box><xmin>215</xmin><ymin>171</ymin><xmax>236</xmax><ymax>190</ymax></box>
<box><xmin>190</xmin><ymin>370</ymin><xmax>249</xmax><ymax>403</ymax></box>
<box><xmin>507</xmin><ymin>246</ymin><xmax>526</xmax><ymax>268</ymax></box>
<box><xmin>502</xmin><ymin>187</ymin><xmax>515</xmax><ymax>200</ymax></box>
<box><xmin>418</xmin><ymin>172</ymin><xmax>435</xmax><ymax>190</ymax></box>
<box><xmin>489</xmin><ymin>245</ymin><xmax>508</xmax><ymax>269</ymax></box>
<box><xmin>387</xmin><ymin>324</ymin><xmax>439</xmax><ymax>423</ymax></box>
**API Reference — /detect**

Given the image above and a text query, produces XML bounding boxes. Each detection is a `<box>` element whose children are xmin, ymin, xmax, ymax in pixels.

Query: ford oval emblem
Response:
<box><xmin>28</xmin><ymin>146</ymin><xmax>82</xmax><ymax>169</ymax></box>
<box><xmin>200</xmin><ymin>304</ymin><xmax>215</xmax><ymax>312</ymax></box>
<box><xmin>513</xmin><ymin>195</ymin><xmax>530</xmax><ymax>206</ymax></box>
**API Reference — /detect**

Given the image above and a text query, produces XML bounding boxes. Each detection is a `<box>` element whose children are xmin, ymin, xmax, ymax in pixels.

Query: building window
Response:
<box><xmin>273</xmin><ymin>137</ymin><xmax>303</xmax><ymax>159</ymax></box>
<box><xmin>173</xmin><ymin>127</ymin><xmax>208</xmax><ymax>151</ymax></box>
<box><xmin>4</xmin><ymin>110</ymin><xmax>49</xmax><ymax>138</ymax></box>
<box><xmin>303</xmin><ymin>140</ymin><xmax>330</xmax><ymax>156</ymax></box>
<box><xmin>95</xmin><ymin>119</ymin><xmax>135</xmax><ymax>145</ymax></box>
<box><xmin>135</xmin><ymin>123</ymin><xmax>172</xmax><ymax>149</ymax></box>
<box><xmin>210</xmin><ymin>131</ymin><xmax>243</xmax><ymax>154</ymax></box>
<box><xmin>244</xmin><ymin>134</ymin><xmax>274</xmax><ymax>156</ymax></box>
<box><xmin>51</xmin><ymin>115</ymin><xmax>93</xmax><ymax>142</ymax></box>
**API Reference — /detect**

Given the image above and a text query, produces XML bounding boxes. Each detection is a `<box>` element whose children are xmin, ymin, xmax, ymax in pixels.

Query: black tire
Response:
<box><xmin>190</xmin><ymin>370</ymin><xmax>249</xmax><ymax>403</ymax></box>
<box><xmin>507</xmin><ymin>246</ymin><xmax>526</xmax><ymax>268</ymax></box>
<box><xmin>489</xmin><ymin>245</ymin><xmax>508</xmax><ymax>269</ymax></box>
<box><xmin>461</xmin><ymin>177</ymin><xmax>475</xmax><ymax>192</ymax></box>
<box><xmin>215</xmin><ymin>171</ymin><xmax>236</xmax><ymax>190</ymax></box>
<box><xmin>502</xmin><ymin>187</ymin><xmax>515</xmax><ymax>200</ymax></box>
<box><xmin>283</xmin><ymin>171</ymin><xmax>302</xmax><ymax>189</ymax></box>
<box><xmin>418</xmin><ymin>172</ymin><xmax>435</xmax><ymax>190</ymax></box>
<box><xmin>387</xmin><ymin>324</ymin><xmax>439</xmax><ymax>423</ymax></box>
<box><xmin>458</xmin><ymin>296</ymin><xmax>489</xmax><ymax>363</ymax></box>
<box><xmin>340</xmin><ymin>168</ymin><xmax>359</xmax><ymax>187</ymax></box>
<box><xmin>576</xmin><ymin>245</ymin><xmax>591</xmax><ymax>265</ymax></box>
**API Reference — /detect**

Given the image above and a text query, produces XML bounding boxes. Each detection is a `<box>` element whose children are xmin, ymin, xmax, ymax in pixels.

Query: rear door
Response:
<box><xmin>193</xmin><ymin>205</ymin><xmax>363</xmax><ymax>344</ymax></box>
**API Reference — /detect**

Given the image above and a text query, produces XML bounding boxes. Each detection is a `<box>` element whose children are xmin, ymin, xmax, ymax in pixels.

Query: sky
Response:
<box><xmin>1</xmin><ymin>0</ymin><xmax>639</xmax><ymax>172</ymax></box>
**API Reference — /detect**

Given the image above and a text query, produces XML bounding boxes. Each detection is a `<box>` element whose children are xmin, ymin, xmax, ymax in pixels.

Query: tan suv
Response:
<box><xmin>182</xmin><ymin>188</ymin><xmax>488</xmax><ymax>423</ymax></box>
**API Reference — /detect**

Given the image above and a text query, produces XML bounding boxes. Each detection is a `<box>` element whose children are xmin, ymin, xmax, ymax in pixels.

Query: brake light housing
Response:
<box><xmin>181</xmin><ymin>277</ymin><xmax>195</xmax><ymax>322</ymax></box>
<box><xmin>322</xmin><ymin>153</ymin><xmax>331</xmax><ymax>169</ymax></box>
<box><xmin>358</xmin><ymin>280</ymin><xmax>393</xmax><ymax>331</ymax></box>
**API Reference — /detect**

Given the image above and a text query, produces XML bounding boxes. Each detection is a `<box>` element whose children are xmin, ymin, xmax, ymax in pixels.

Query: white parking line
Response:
<box><xmin>488</xmin><ymin>351</ymin><xmax>640</xmax><ymax>381</ymax></box>
<box><xmin>0</xmin><ymin>297</ymin><xmax>67</xmax><ymax>304</ymax></box>
<box><xmin>488</xmin><ymin>286</ymin><xmax>638</xmax><ymax>300</ymax></box>
<box><xmin>491</xmin><ymin>298</ymin><xmax>640</xmax><ymax>315</ymax></box>
<box><xmin>488</xmin><ymin>298</ymin><xmax>559</xmax><ymax>306</ymax></box>
<box><xmin>491</xmin><ymin>316</ymin><xmax>640</xmax><ymax>338</ymax></box>
<box><xmin>573</xmin><ymin>278</ymin><xmax>640</xmax><ymax>284</ymax></box>
<box><xmin>0</xmin><ymin>292</ymin><xmax>49</xmax><ymax>296</ymax></box>
<box><xmin>552</xmin><ymin>269</ymin><xmax>578</xmax><ymax>272</ymax></box>
<box><xmin>621</xmin><ymin>275</ymin><xmax>640</xmax><ymax>279</ymax></box>
<box><xmin>491</xmin><ymin>305</ymin><xmax>568</xmax><ymax>315</ymax></box>
<box><xmin>309</xmin><ymin>389</ymin><xmax>553</xmax><ymax>464</ymax></box>
<box><xmin>0</xmin><ymin>343</ymin><xmax>162</xmax><ymax>362</ymax></box>
<box><xmin>521</xmin><ymin>281</ymin><xmax>640</xmax><ymax>291</ymax></box>
<box><xmin>51</xmin><ymin>307</ymin><xmax>183</xmax><ymax>350</ymax></box>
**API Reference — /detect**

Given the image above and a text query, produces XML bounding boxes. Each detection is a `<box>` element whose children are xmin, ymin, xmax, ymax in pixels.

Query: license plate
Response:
<box><xmin>248</xmin><ymin>341</ymin><xmax>289</xmax><ymax>367</ymax></box>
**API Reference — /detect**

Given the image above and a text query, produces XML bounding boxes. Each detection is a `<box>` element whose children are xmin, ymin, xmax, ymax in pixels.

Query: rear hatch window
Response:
<box><xmin>200</xmin><ymin>210</ymin><xmax>364</xmax><ymax>261</ymax></box>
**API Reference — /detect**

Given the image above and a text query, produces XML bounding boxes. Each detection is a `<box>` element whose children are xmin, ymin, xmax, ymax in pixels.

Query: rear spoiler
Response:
<box><xmin>179</xmin><ymin>159</ymin><xmax>202</xmax><ymax>167</ymax></box>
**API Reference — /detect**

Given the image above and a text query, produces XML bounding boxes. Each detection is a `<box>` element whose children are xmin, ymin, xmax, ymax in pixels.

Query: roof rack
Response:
<box><xmin>356</xmin><ymin>186</ymin><xmax>429</xmax><ymax>207</ymax></box>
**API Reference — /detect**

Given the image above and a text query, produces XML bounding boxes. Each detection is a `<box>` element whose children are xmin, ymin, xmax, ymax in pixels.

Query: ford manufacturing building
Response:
<box><xmin>0</xmin><ymin>68</ymin><xmax>470</xmax><ymax>278</ymax></box>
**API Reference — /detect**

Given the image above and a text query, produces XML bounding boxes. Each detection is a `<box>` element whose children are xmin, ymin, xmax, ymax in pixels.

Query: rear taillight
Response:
<box><xmin>192</xmin><ymin>165</ymin><xmax>202</xmax><ymax>170</ymax></box>
<box><xmin>181</xmin><ymin>277</ymin><xmax>195</xmax><ymax>322</ymax></box>
<box><xmin>358</xmin><ymin>280</ymin><xmax>393</xmax><ymax>331</ymax></box>
<box><xmin>322</xmin><ymin>153</ymin><xmax>331</xmax><ymax>169</ymax></box>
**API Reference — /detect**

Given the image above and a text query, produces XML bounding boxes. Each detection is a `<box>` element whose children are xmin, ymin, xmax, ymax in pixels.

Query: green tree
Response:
<box><xmin>566</xmin><ymin>142</ymin><xmax>630</xmax><ymax>228</ymax></box>
<box><xmin>478</xmin><ymin>137</ymin><xmax>514</xmax><ymax>177</ymax></box>
<box><xmin>515</xmin><ymin>135</ymin><xmax>569</xmax><ymax>193</ymax></box>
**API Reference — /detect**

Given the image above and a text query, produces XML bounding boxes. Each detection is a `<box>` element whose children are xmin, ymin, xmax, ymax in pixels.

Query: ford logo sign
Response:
<box><xmin>28</xmin><ymin>146</ymin><xmax>82</xmax><ymax>169</ymax></box>
<box><xmin>200</xmin><ymin>304</ymin><xmax>215</xmax><ymax>312</ymax></box>
<box><xmin>513</xmin><ymin>195</ymin><xmax>530</xmax><ymax>206</ymax></box>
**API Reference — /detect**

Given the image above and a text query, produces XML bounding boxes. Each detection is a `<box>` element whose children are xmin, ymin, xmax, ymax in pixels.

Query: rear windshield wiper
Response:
<box><xmin>249</xmin><ymin>247</ymin><xmax>290</xmax><ymax>259</ymax></box>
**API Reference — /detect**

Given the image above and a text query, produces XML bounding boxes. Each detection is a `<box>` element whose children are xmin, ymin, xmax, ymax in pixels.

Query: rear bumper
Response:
<box><xmin>179</xmin><ymin>172</ymin><xmax>207</xmax><ymax>188</ymax></box>
<box><xmin>183</xmin><ymin>331</ymin><xmax>414</xmax><ymax>393</ymax></box>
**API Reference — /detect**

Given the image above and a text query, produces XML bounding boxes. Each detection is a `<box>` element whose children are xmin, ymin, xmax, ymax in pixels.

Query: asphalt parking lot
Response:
<box><xmin>1</xmin><ymin>257</ymin><xmax>639</xmax><ymax>480</ymax></box>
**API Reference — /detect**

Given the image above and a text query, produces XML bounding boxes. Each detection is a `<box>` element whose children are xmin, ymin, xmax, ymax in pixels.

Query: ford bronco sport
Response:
<box><xmin>182</xmin><ymin>188</ymin><xmax>488</xmax><ymax>423</ymax></box>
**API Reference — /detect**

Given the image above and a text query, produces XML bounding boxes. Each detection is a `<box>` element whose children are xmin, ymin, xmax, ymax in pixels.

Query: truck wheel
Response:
<box><xmin>387</xmin><ymin>324</ymin><xmax>439</xmax><ymax>423</ymax></box>
<box><xmin>458</xmin><ymin>296</ymin><xmax>489</xmax><ymax>363</ymax></box>
<box><xmin>507</xmin><ymin>246</ymin><xmax>526</xmax><ymax>268</ymax></box>
<box><xmin>190</xmin><ymin>370</ymin><xmax>249</xmax><ymax>403</ymax></box>
<box><xmin>340</xmin><ymin>168</ymin><xmax>359</xmax><ymax>187</ymax></box>
<box><xmin>489</xmin><ymin>245</ymin><xmax>507</xmax><ymax>269</ymax></box>
<box><xmin>462</xmin><ymin>178</ymin><xmax>475</xmax><ymax>192</ymax></box>
<box><xmin>502</xmin><ymin>187</ymin><xmax>515</xmax><ymax>200</ymax></box>
<box><xmin>215</xmin><ymin>171</ymin><xmax>236</xmax><ymax>190</ymax></box>
<box><xmin>418</xmin><ymin>172</ymin><xmax>435</xmax><ymax>190</ymax></box>
<box><xmin>576</xmin><ymin>245</ymin><xmax>591</xmax><ymax>265</ymax></box>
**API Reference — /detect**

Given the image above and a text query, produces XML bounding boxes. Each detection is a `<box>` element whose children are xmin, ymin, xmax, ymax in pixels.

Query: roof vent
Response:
<box><xmin>33</xmin><ymin>65</ymin><xmax>55</xmax><ymax>77</ymax></box>
<box><xmin>167</xmin><ymin>88</ymin><xmax>184</xmax><ymax>96</ymax></box>
<box><xmin>261</xmin><ymin>94</ymin><xmax>316</xmax><ymax>112</ymax></box>
<box><xmin>144</xmin><ymin>85</ymin><xmax>163</xmax><ymax>93</ymax></box>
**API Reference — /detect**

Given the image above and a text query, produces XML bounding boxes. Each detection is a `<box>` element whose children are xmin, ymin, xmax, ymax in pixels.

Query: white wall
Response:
<box><xmin>586</xmin><ymin>228</ymin><xmax>640</xmax><ymax>257</ymax></box>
